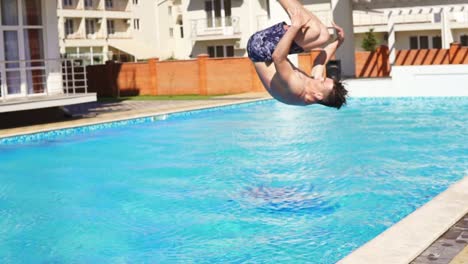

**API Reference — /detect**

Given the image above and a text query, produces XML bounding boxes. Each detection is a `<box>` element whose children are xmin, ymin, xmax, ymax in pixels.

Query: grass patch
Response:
<box><xmin>98</xmin><ymin>95</ymin><xmax>216</xmax><ymax>102</ymax></box>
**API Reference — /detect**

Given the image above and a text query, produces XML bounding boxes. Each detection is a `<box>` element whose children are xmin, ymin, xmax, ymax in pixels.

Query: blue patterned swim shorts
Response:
<box><xmin>247</xmin><ymin>22</ymin><xmax>304</xmax><ymax>63</ymax></box>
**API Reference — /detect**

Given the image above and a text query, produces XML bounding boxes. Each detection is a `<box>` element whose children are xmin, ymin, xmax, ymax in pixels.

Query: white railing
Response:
<box><xmin>0</xmin><ymin>59</ymin><xmax>89</xmax><ymax>101</ymax></box>
<box><xmin>353</xmin><ymin>11</ymin><xmax>436</xmax><ymax>26</ymax></box>
<box><xmin>62</xmin><ymin>59</ymin><xmax>89</xmax><ymax>96</ymax></box>
<box><xmin>450</xmin><ymin>11</ymin><xmax>468</xmax><ymax>23</ymax></box>
<box><xmin>107</xmin><ymin>31</ymin><xmax>132</xmax><ymax>39</ymax></box>
<box><xmin>191</xmin><ymin>16</ymin><xmax>240</xmax><ymax>38</ymax></box>
<box><xmin>353</xmin><ymin>11</ymin><xmax>387</xmax><ymax>26</ymax></box>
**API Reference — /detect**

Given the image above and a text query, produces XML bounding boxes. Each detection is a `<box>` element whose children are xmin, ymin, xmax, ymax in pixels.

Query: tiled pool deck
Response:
<box><xmin>0</xmin><ymin>91</ymin><xmax>466</xmax><ymax>264</ymax></box>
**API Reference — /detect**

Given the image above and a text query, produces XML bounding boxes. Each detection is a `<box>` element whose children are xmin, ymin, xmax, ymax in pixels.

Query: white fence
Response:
<box><xmin>0</xmin><ymin>59</ymin><xmax>90</xmax><ymax>101</ymax></box>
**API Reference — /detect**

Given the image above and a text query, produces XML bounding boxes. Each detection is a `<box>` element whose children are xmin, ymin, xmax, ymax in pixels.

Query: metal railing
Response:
<box><xmin>191</xmin><ymin>16</ymin><xmax>240</xmax><ymax>38</ymax></box>
<box><xmin>0</xmin><ymin>59</ymin><xmax>89</xmax><ymax>101</ymax></box>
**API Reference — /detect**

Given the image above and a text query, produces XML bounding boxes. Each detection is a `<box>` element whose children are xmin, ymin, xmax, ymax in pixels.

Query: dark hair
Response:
<box><xmin>319</xmin><ymin>79</ymin><xmax>348</xmax><ymax>109</ymax></box>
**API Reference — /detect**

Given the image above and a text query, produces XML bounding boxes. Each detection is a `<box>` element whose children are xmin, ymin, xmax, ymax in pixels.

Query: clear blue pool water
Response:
<box><xmin>0</xmin><ymin>98</ymin><xmax>467</xmax><ymax>263</ymax></box>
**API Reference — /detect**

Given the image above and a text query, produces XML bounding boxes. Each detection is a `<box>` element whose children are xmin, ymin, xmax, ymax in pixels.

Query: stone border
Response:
<box><xmin>338</xmin><ymin>176</ymin><xmax>468</xmax><ymax>264</ymax></box>
<box><xmin>0</xmin><ymin>97</ymin><xmax>270</xmax><ymax>140</ymax></box>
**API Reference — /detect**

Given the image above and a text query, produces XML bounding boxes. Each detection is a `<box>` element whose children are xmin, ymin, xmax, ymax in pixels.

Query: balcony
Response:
<box><xmin>191</xmin><ymin>16</ymin><xmax>240</xmax><ymax>41</ymax></box>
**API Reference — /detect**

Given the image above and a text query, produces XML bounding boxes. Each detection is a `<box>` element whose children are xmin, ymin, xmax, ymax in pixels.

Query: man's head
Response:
<box><xmin>309</xmin><ymin>77</ymin><xmax>348</xmax><ymax>109</ymax></box>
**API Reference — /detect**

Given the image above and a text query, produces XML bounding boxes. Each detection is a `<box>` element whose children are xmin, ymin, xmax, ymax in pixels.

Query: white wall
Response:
<box><xmin>347</xmin><ymin>65</ymin><xmax>468</xmax><ymax>97</ymax></box>
<box><xmin>392</xmin><ymin>65</ymin><xmax>468</xmax><ymax>96</ymax></box>
<box><xmin>452</xmin><ymin>28</ymin><xmax>468</xmax><ymax>44</ymax></box>
<box><xmin>45</xmin><ymin>0</ymin><xmax>63</xmax><ymax>95</ymax></box>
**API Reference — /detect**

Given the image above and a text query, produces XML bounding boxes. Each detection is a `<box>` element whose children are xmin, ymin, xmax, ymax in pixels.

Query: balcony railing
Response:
<box><xmin>65</xmin><ymin>32</ymin><xmax>86</xmax><ymax>39</ymax></box>
<box><xmin>450</xmin><ymin>11</ymin><xmax>468</xmax><ymax>23</ymax></box>
<box><xmin>107</xmin><ymin>32</ymin><xmax>132</xmax><ymax>39</ymax></box>
<box><xmin>0</xmin><ymin>59</ymin><xmax>89</xmax><ymax>100</ymax></box>
<box><xmin>353</xmin><ymin>11</ymin><xmax>437</xmax><ymax>27</ymax></box>
<box><xmin>191</xmin><ymin>16</ymin><xmax>240</xmax><ymax>39</ymax></box>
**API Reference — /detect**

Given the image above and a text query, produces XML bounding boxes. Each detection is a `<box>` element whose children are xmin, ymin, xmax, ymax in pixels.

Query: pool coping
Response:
<box><xmin>0</xmin><ymin>95</ymin><xmax>271</xmax><ymax>140</ymax></box>
<box><xmin>338</xmin><ymin>176</ymin><xmax>468</xmax><ymax>264</ymax></box>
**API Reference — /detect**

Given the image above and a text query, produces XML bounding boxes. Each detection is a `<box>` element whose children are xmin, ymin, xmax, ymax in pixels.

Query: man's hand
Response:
<box><xmin>288</xmin><ymin>7</ymin><xmax>311</xmax><ymax>29</ymax></box>
<box><xmin>331</xmin><ymin>21</ymin><xmax>345</xmax><ymax>44</ymax></box>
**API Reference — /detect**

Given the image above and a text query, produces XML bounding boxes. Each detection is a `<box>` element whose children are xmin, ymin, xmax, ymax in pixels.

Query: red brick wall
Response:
<box><xmin>206</xmin><ymin>57</ymin><xmax>263</xmax><ymax>95</ymax></box>
<box><xmin>87</xmin><ymin>43</ymin><xmax>468</xmax><ymax>97</ymax></box>
<box><xmin>157</xmin><ymin>60</ymin><xmax>199</xmax><ymax>95</ymax></box>
<box><xmin>117</xmin><ymin>62</ymin><xmax>152</xmax><ymax>96</ymax></box>
<box><xmin>355</xmin><ymin>46</ymin><xmax>390</xmax><ymax>77</ymax></box>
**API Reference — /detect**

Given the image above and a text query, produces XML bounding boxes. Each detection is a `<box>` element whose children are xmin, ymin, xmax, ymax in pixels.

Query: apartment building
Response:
<box><xmin>157</xmin><ymin>0</ymin><xmax>468</xmax><ymax>76</ymax></box>
<box><xmin>155</xmin><ymin>0</ymin><xmax>271</xmax><ymax>60</ymax></box>
<box><xmin>57</xmin><ymin>0</ymin><xmax>159</xmax><ymax>64</ymax></box>
<box><xmin>349</xmin><ymin>0</ymin><xmax>468</xmax><ymax>51</ymax></box>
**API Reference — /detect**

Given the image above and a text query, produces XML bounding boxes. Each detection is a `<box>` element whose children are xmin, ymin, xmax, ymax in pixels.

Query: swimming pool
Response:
<box><xmin>0</xmin><ymin>98</ymin><xmax>467</xmax><ymax>263</ymax></box>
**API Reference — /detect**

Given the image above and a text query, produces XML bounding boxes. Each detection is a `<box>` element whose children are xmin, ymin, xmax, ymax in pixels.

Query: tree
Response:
<box><xmin>361</xmin><ymin>29</ymin><xmax>379</xmax><ymax>52</ymax></box>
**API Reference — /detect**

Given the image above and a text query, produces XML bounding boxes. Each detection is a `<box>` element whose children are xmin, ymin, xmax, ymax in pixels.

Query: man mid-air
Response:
<box><xmin>247</xmin><ymin>0</ymin><xmax>348</xmax><ymax>108</ymax></box>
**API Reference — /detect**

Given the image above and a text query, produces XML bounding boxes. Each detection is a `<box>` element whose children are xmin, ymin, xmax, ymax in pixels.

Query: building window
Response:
<box><xmin>461</xmin><ymin>35</ymin><xmax>468</xmax><ymax>46</ymax></box>
<box><xmin>85</xmin><ymin>19</ymin><xmax>96</xmax><ymax>35</ymax></box>
<box><xmin>168</xmin><ymin>6</ymin><xmax>172</xmax><ymax>15</ymax></box>
<box><xmin>409</xmin><ymin>35</ymin><xmax>432</xmax><ymax>49</ymax></box>
<box><xmin>226</xmin><ymin>46</ymin><xmax>234</xmax><ymax>57</ymax></box>
<box><xmin>432</xmin><ymin>36</ymin><xmax>442</xmax><ymax>49</ymax></box>
<box><xmin>1</xmin><ymin>0</ymin><xmax>46</xmax><ymax>95</ymax></box>
<box><xmin>105</xmin><ymin>0</ymin><xmax>113</xmax><ymax>8</ymax></box>
<box><xmin>1</xmin><ymin>0</ymin><xmax>19</xmax><ymax>25</ymax></box>
<box><xmin>63</xmin><ymin>0</ymin><xmax>73</xmax><ymax>7</ymax></box>
<box><xmin>65</xmin><ymin>19</ymin><xmax>74</xmax><ymax>36</ymax></box>
<box><xmin>134</xmin><ymin>19</ymin><xmax>140</xmax><ymax>30</ymax></box>
<box><xmin>180</xmin><ymin>26</ymin><xmax>184</xmax><ymax>38</ymax></box>
<box><xmin>409</xmin><ymin>36</ymin><xmax>418</xmax><ymax>49</ymax></box>
<box><xmin>419</xmin><ymin>36</ymin><xmax>429</xmax><ymax>49</ymax></box>
<box><xmin>207</xmin><ymin>45</ymin><xmax>235</xmax><ymax>58</ymax></box>
<box><xmin>107</xmin><ymin>20</ymin><xmax>115</xmax><ymax>34</ymax></box>
<box><xmin>133</xmin><ymin>0</ymin><xmax>138</xmax><ymax>5</ymax></box>
<box><xmin>84</xmin><ymin>0</ymin><xmax>93</xmax><ymax>8</ymax></box>
<box><xmin>169</xmin><ymin>27</ymin><xmax>174</xmax><ymax>38</ymax></box>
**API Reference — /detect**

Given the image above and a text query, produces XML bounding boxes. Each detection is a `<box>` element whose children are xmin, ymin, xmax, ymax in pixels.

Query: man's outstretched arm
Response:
<box><xmin>312</xmin><ymin>22</ymin><xmax>345</xmax><ymax>79</ymax></box>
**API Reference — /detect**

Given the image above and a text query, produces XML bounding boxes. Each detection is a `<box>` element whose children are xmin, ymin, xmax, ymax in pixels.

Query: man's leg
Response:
<box><xmin>277</xmin><ymin>0</ymin><xmax>330</xmax><ymax>50</ymax></box>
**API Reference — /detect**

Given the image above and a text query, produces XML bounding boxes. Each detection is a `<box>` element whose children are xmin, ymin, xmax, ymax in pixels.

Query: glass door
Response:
<box><xmin>0</xmin><ymin>0</ymin><xmax>46</xmax><ymax>99</ymax></box>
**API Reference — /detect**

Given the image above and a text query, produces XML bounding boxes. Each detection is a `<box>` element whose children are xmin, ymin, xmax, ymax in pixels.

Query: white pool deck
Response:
<box><xmin>1</xmin><ymin>69</ymin><xmax>467</xmax><ymax>263</ymax></box>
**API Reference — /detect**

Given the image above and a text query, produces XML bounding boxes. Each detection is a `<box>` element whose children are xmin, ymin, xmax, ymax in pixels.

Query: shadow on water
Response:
<box><xmin>237</xmin><ymin>184</ymin><xmax>339</xmax><ymax>215</ymax></box>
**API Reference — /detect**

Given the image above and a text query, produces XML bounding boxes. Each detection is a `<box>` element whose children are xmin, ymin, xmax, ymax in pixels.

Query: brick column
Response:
<box><xmin>148</xmin><ymin>58</ymin><xmax>159</xmax><ymax>95</ymax></box>
<box><xmin>197</xmin><ymin>54</ymin><xmax>209</xmax><ymax>95</ymax></box>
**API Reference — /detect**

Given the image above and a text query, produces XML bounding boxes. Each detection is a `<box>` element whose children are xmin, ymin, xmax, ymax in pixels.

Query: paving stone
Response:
<box><xmin>411</xmin><ymin>213</ymin><xmax>468</xmax><ymax>264</ymax></box>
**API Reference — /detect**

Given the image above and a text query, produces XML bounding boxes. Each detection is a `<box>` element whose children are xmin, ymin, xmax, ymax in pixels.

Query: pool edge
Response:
<box><xmin>0</xmin><ymin>97</ymin><xmax>271</xmax><ymax>141</ymax></box>
<box><xmin>338</xmin><ymin>175</ymin><xmax>468</xmax><ymax>264</ymax></box>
